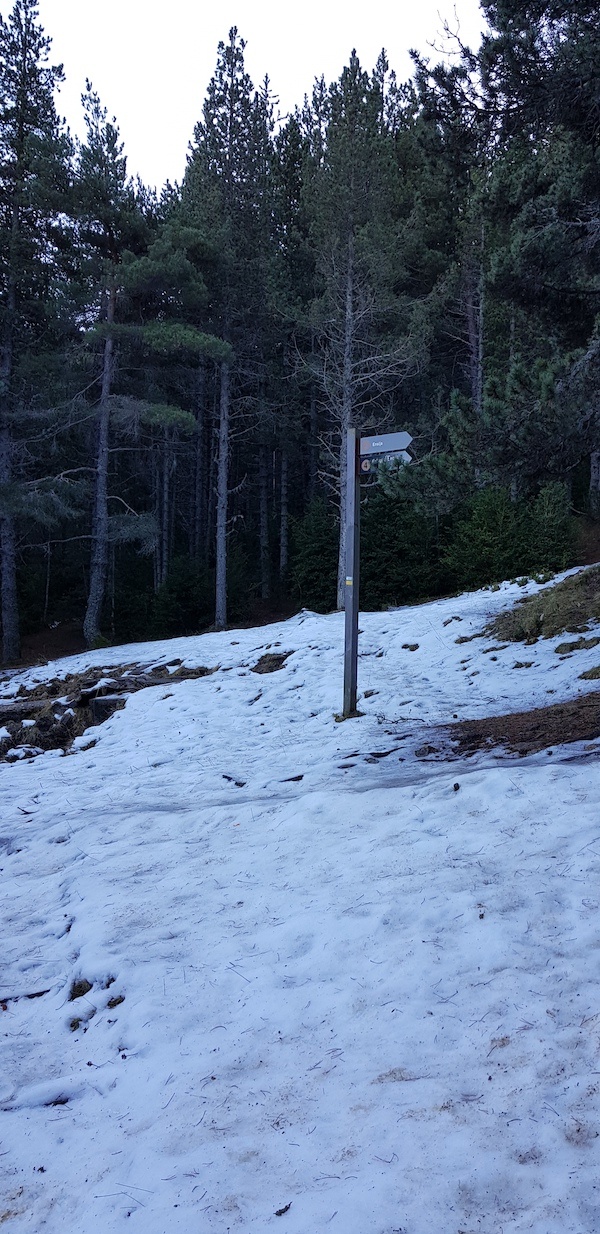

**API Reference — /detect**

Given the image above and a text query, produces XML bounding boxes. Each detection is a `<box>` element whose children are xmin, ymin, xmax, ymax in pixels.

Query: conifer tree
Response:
<box><xmin>0</xmin><ymin>0</ymin><xmax>72</xmax><ymax>660</ymax></box>
<box><xmin>76</xmin><ymin>84</ymin><xmax>149</xmax><ymax>647</ymax></box>
<box><xmin>182</xmin><ymin>29</ymin><xmax>279</xmax><ymax>627</ymax></box>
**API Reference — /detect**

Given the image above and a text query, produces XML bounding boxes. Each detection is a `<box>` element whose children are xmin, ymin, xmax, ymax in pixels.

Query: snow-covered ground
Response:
<box><xmin>2</xmin><ymin>575</ymin><xmax>600</xmax><ymax>1233</ymax></box>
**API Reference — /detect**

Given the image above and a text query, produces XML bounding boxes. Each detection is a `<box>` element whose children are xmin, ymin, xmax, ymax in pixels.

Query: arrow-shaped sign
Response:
<box><xmin>360</xmin><ymin>430</ymin><xmax>412</xmax><ymax>457</ymax></box>
<box><xmin>361</xmin><ymin>449</ymin><xmax>412</xmax><ymax>472</ymax></box>
<box><xmin>382</xmin><ymin>450</ymin><xmax>412</xmax><ymax>464</ymax></box>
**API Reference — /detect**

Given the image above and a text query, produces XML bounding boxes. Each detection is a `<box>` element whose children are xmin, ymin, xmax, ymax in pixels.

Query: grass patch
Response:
<box><xmin>487</xmin><ymin>567</ymin><xmax>600</xmax><ymax>643</ymax></box>
<box><xmin>555</xmin><ymin>636</ymin><xmax>600</xmax><ymax>654</ymax></box>
<box><xmin>579</xmin><ymin>666</ymin><xmax>600</xmax><ymax>680</ymax></box>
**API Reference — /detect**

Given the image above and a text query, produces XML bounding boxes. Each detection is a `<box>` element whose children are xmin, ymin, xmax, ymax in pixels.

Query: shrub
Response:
<box><xmin>360</xmin><ymin>491</ymin><xmax>448</xmax><ymax>608</ymax></box>
<box><xmin>444</xmin><ymin>488</ymin><xmax>528</xmax><ymax>588</ymax></box>
<box><xmin>444</xmin><ymin>483</ymin><xmax>577</xmax><ymax>591</ymax></box>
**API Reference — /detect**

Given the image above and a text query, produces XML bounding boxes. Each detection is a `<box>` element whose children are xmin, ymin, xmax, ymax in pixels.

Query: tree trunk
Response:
<box><xmin>160</xmin><ymin>430</ymin><xmax>170</xmax><ymax>587</ymax></box>
<box><xmin>590</xmin><ymin>451</ymin><xmax>600</xmax><ymax>519</ymax></box>
<box><xmin>337</xmin><ymin>234</ymin><xmax>355</xmax><ymax>609</ymax></box>
<box><xmin>152</xmin><ymin>449</ymin><xmax>160</xmax><ymax>593</ymax></box>
<box><xmin>259</xmin><ymin>443</ymin><xmax>270</xmax><ymax>602</ymax></box>
<box><xmin>169</xmin><ymin>441</ymin><xmax>177</xmax><ymax>568</ymax></box>
<box><xmin>0</xmin><ymin>493</ymin><xmax>20</xmax><ymax>663</ymax></box>
<box><xmin>465</xmin><ymin>223</ymin><xmax>485</xmax><ymax>418</ymax></box>
<box><xmin>279</xmin><ymin>449</ymin><xmax>289</xmax><ymax>580</ymax></box>
<box><xmin>215</xmin><ymin>360</ymin><xmax>230</xmax><ymax>629</ymax></box>
<box><xmin>83</xmin><ymin>287</ymin><xmax>115</xmax><ymax>648</ymax></box>
<box><xmin>206</xmin><ymin>381</ymin><xmax>218</xmax><ymax>562</ymax></box>
<box><xmin>192</xmin><ymin>365</ymin><xmax>205</xmax><ymax>559</ymax></box>
<box><xmin>0</xmin><ymin>418</ymin><xmax>20</xmax><ymax>663</ymax></box>
<box><xmin>43</xmin><ymin>542</ymin><xmax>51</xmax><ymax>625</ymax></box>
<box><xmin>0</xmin><ymin>206</ymin><xmax>21</xmax><ymax>663</ymax></box>
<box><xmin>308</xmin><ymin>383</ymin><xmax>318</xmax><ymax>500</ymax></box>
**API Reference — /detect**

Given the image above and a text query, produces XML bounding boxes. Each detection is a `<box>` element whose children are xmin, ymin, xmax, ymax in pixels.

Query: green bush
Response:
<box><xmin>360</xmin><ymin>491</ymin><xmax>448</xmax><ymax>608</ymax></box>
<box><xmin>529</xmin><ymin>482</ymin><xmax>575</xmax><ymax>572</ymax></box>
<box><xmin>287</xmin><ymin>482</ymin><xmax>578</xmax><ymax>618</ymax></box>
<box><xmin>444</xmin><ymin>488</ymin><xmax>528</xmax><ymax>588</ymax></box>
<box><xmin>444</xmin><ymin>483</ymin><xmax>576</xmax><ymax>590</ymax></box>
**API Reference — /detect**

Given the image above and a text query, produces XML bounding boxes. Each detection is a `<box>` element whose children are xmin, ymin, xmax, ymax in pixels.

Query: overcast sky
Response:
<box><xmin>27</xmin><ymin>1</ymin><xmax>487</xmax><ymax>190</ymax></box>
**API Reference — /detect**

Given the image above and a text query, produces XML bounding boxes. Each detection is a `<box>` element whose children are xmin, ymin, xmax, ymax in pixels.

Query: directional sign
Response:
<box><xmin>360</xmin><ymin>450</ymin><xmax>412</xmax><ymax>473</ymax></box>
<box><xmin>380</xmin><ymin>450</ymin><xmax>412</xmax><ymax>464</ymax></box>
<box><xmin>344</xmin><ymin>426</ymin><xmax>413</xmax><ymax>717</ymax></box>
<box><xmin>360</xmin><ymin>431</ymin><xmax>412</xmax><ymax>457</ymax></box>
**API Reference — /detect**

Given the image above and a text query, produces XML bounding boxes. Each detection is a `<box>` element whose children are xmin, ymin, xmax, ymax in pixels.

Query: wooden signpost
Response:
<box><xmin>342</xmin><ymin>428</ymin><xmax>413</xmax><ymax>718</ymax></box>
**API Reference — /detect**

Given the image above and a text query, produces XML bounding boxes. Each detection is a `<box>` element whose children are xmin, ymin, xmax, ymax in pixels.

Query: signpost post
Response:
<box><xmin>342</xmin><ymin>428</ymin><xmax>413</xmax><ymax>718</ymax></box>
<box><xmin>343</xmin><ymin>429</ymin><xmax>361</xmax><ymax>717</ymax></box>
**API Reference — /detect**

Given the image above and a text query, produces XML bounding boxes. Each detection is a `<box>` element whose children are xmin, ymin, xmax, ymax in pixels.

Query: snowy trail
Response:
<box><xmin>2</xmin><ymin>576</ymin><xmax>600</xmax><ymax>1232</ymax></box>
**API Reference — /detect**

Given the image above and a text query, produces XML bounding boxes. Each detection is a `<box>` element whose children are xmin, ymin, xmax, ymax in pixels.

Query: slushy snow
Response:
<box><xmin>1</xmin><ymin>574</ymin><xmax>600</xmax><ymax>1232</ymax></box>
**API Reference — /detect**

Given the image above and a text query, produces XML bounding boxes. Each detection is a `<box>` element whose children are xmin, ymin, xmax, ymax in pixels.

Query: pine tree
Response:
<box><xmin>479</xmin><ymin>1</ymin><xmax>600</xmax><ymax>147</ymax></box>
<box><xmin>182</xmin><ymin>29</ymin><xmax>280</xmax><ymax>628</ymax></box>
<box><xmin>76</xmin><ymin>83</ymin><xmax>149</xmax><ymax>647</ymax></box>
<box><xmin>120</xmin><ymin>221</ymin><xmax>230</xmax><ymax>586</ymax></box>
<box><xmin>0</xmin><ymin>0</ymin><xmax>72</xmax><ymax>661</ymax></box>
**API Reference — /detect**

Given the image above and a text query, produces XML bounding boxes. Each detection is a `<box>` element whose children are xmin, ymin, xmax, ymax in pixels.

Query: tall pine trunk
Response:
<box><xmin>215</xmin><ymin>360</ymin><xmax>230</xmax><ymax>629</ymax></box>
<box><xmin>0</xmin><ymin>431</ymin><xmax>19</xmax><ymax>663</ymax></box>
<box><xmin>0</xmin><ymin>409</ymin><xmax>20</xmax><ymax>663</ymax></box>
<box><xmin>590</xmin><ymin>452</ymin><xmax>600</xmax><ymax>519</ymax></box>
<box><xmin>83</xmin><ymin>287</ymin><xmax>115</xmax><ymax>647</ymax></box>
<box><xmin>308</xmin><ymin>327</ymin><xmax>318</xmax><ymax>499</ymax></box>
<box><xmin>0</xmin><ymin>208</ymin><xmax>21</xmax><ymax>663</ymax></box>
<box><xmin>152</xmin><ymin>449</ymin><xmax>160</xmax><ymax>592</ymax></box>
<box><xmin>279</xmin><ymin>449</ymin><xmax>289</xmax><ymax>580</ymax></box>
<box><xmin>259</xmin><ymin>443</ymin><xmax>270</xmax><ymax>602</ymax></box>
<box><xmin>192</xmin><ymin>365</ymin><xmax>206</xmax><ymax>559</ymax></box>
<box><xmin>160</xmin><ymin>429</ymin><xmax>171</xmax><ymax>587</ymax></box>
<box><xmin>465</xmin><ymin>223</ymin><xmax>485</xmax><ymax>418</ymax></box>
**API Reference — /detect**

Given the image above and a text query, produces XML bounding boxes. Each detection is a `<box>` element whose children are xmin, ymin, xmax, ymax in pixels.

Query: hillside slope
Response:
<box><xmin>1</xmin><ymin>574</ymin><xmax>600</xmax><ymax>1233</ymax></box>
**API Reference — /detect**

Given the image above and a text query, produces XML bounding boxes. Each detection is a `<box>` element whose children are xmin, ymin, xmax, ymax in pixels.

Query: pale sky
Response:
<box><xmin>26</xmin><ymin>0</ymin><xmax>486</xmax><ymax>190</ymax></box>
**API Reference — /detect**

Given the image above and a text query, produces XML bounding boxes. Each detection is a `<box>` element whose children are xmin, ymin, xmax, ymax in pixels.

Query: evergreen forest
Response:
<box><xmin>1</xmin><ymin>0</ymin><xmax>599</xmax><ymax>662</ymax></box>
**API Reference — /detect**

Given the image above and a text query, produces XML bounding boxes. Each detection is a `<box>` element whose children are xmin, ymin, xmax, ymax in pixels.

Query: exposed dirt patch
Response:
<box><xmin>251</xmin><ymin>652</ymin><xmax>293</xmax><ymax>674</ymax></box>
<box><xmin>69</xmin><ymin>979</ymin><xmax>93</xmax><ymax>1001</ymax></box>
<box><xmin>448</xmin><ymin>692</ymin><xmax>600</xmax><ymax>757</ymax></box>
<box><xmin>0</xmin><ymin>660</ymin><xmax>216</xmax><ymax>763</ymax></box>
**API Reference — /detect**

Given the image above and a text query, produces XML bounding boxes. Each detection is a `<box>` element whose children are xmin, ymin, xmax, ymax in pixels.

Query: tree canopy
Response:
<box><xmin>0</xmin><ymin>2</ymin><xmax>598</xmax><ymax>658</ymax></box>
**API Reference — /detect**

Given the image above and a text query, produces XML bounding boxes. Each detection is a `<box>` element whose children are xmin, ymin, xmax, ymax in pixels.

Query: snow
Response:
<box><xmin>2</xmin><ymin>574</ymin><xmax>600</xmax><ymax>1232</ymax></box>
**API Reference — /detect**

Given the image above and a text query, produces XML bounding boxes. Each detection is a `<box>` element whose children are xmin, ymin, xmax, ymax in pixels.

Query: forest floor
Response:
<box><xmin>448</xmin><ymin>691</ymin><xmax>600</xmax><ymax>757</ymax></box>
